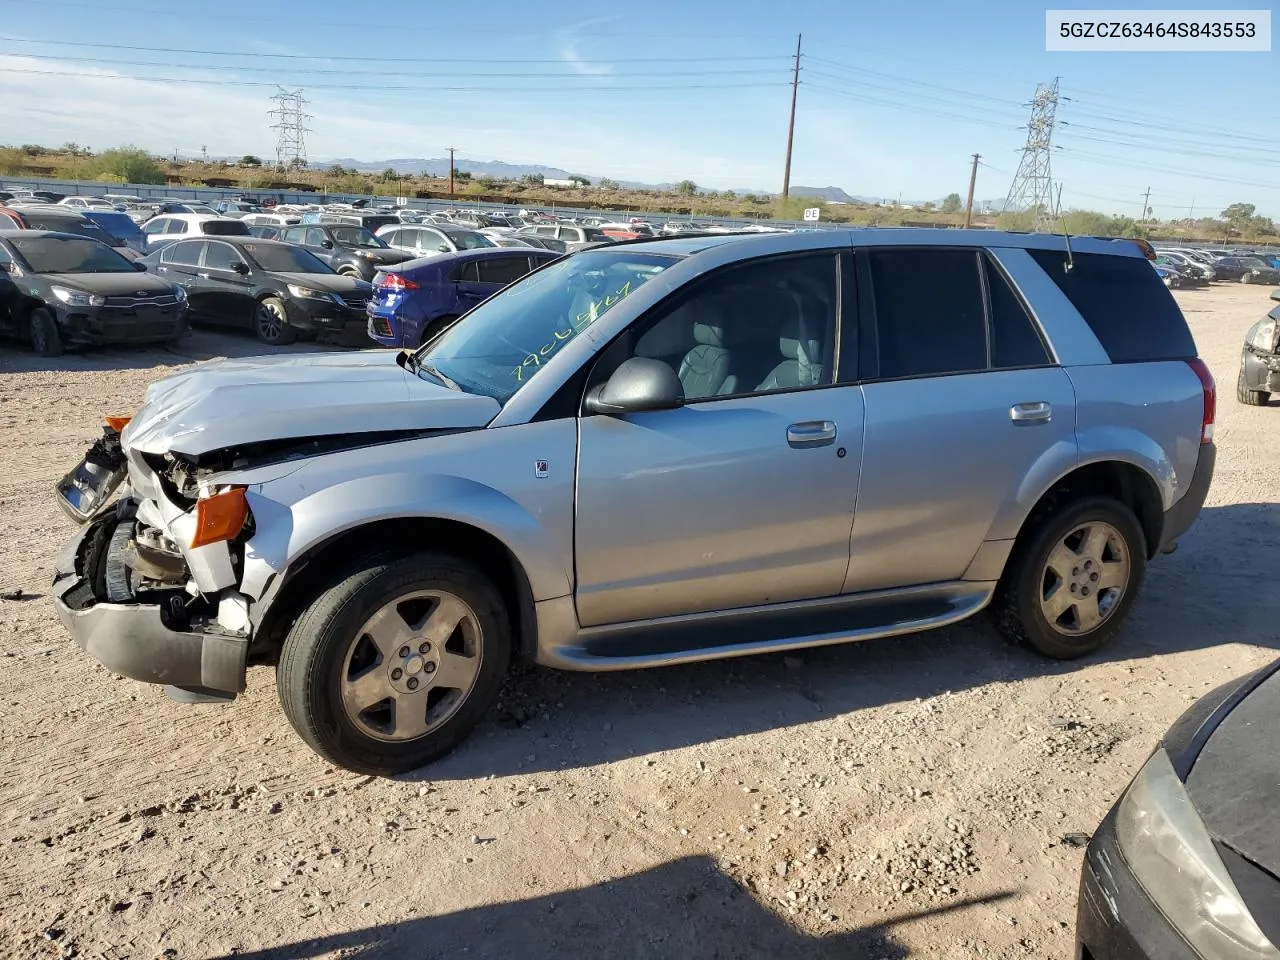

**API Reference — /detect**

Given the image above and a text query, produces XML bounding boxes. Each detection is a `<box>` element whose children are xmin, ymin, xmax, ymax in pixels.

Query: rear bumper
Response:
<box><xmin>51</xmin><ymin>511</ymin><xmax>247</xmax><ymax>696</ymax></box>
<box><xmin>1076</xmin><ymin>808</ymin><xmax>1197</xmax><ymax>960</ymax></box>
<box><xmin>1158</xmin><ymin>442</ymin><xmax>1214</xmax><ymax>553</ymax></box>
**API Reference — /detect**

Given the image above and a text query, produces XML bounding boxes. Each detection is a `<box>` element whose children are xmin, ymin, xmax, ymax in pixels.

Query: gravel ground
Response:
<box><xmin>1</xmin><ymin>286</ymin><xmax>1277</xmax><ymax>960</ymax></box>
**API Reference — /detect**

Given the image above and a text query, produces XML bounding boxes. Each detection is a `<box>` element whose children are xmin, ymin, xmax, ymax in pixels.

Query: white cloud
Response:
<box><xmin>553</xmin><ymin>17</ymin><xmax>618</xmax><ymax>77</ymax></box>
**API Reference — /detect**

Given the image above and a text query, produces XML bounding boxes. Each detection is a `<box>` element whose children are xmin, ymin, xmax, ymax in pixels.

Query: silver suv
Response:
<box><xmin>51</xmin><ymin>230</ymin><xmax>1217</xmax><ymax>774</ymax></box>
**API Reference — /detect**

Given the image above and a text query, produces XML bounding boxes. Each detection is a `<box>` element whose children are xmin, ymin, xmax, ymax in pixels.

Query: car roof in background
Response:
<box><xmin>0</xmin><ymin>229</ymin><xmax>102</xmax><ymax>239</ymax></box>
<box><xmin>397</xmin><ymin>246</ymin><xmax>558</xmax><ymax>267</ymax></box>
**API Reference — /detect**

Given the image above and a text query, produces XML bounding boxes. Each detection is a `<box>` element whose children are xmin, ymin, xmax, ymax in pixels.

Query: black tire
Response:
<box><xmin>253</xmin><ymin>296</ymin><xmax>297</xmax><ymax>346</ymax></box>
<box><xmin>28</xmin><ymin>307</ymin><xmax>64</xmax><ymax>357</ymax></box>
<box><xmin>276</xmin><ymin>549</ymin><xmax>511</xmax><ymax>775</ymax></box>
<box><xmin>419</xmin><ymin>315</ymin><xmax>458</xmax><ymax>348</ymax></box>
<box><xmin>993</xmin><ymin>496</ymin><xmax>1147</xmax><ymax>660</ymax></box>
<box><xmin>337</xmin><ymin>266</ymin><xmax>364</xmax><ymax>280</ymax></box>
<box><xmin>1237</xmin><ymin>366</ymin><xmax>1270</xmax><ymax>406</ymax></box>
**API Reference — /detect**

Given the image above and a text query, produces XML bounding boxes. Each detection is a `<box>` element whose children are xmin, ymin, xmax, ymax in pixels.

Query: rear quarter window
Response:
<box><xmin>1029</xmin><ymin>249</ymin><xmax>1197</xmax><ymax>362</ymax></box>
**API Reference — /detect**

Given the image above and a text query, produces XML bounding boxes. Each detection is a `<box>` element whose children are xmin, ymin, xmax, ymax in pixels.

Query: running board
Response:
<box><xmin>541</xmin><ymin>581</ymin><xmax>996</xmax><ymax>671</ymax></box>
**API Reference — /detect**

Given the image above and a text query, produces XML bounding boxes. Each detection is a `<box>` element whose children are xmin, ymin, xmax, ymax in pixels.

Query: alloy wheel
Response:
<box><xmin>339</xmin><ymin>589</ymin><xmax>484</xmax><ymax>742</ymax></box>
<box><xmin>255</xmin><ymin>301</ymin><xmax>286</xmax><ymax>342</ymax></box>
<box><xmin>1039</xmin><ymin>522</ymin><xmax>1131</xmax><ymax>636</ymax></box>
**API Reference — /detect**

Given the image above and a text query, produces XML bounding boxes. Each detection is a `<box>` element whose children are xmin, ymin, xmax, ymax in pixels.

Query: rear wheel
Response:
<box><xmin>276</xmin><ymin>550</ymin><xmax>511</xmax><ymax>775</ymax></box>
<box><xmin>419</xmin><ymin>315</ymin><xmax>458</xmax><ymax>348</ymax></box>
<box><xmin>994</xmin><ymin>496</ymin><xmax>1146</xmax><ymax>659</ymax></box>
<box><xmin>28</xmin><ymin>307</ymin><xmax>64</xmax><ymax>357</ymax></box>
<box><xmin>338</xmin><ymin>266</ymin><xmax>362</xmax><ymax>279</ymax></box>
<box><xmin>254</xmin><ymin>296</ymin><xmax>296</xmax><ymax>346</ymax></box>
<box><xmin>1237</xmin><ymin>366</ymin><xmax>1270</xmax><ymax>406</ymax></box>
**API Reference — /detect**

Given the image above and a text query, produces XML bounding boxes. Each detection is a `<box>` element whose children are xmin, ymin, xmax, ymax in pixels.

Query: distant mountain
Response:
<box><xmin>323</xmin><ymin>157</ymin><xmax>579</xmax><ymax>180</ymax></box>
<box><xmin>790</xmin><ymin>185</ymin><xmax>857</xmax><ymax>203</ymax></box>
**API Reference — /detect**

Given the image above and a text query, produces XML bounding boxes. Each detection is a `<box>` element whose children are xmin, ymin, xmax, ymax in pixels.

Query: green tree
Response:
<box><xmin>722</xmin><ymin>189</ymin><xmax>736</xmax><ymax>200</ymax></box>
<box><xmin>676</xmin><ymin>179</ymin><xmax>698</xmax><ymax>196</ymax></box>
<box><xmin>478</xmin><ymin>176</ymin><xmax>500</xmax><ymax>190</ymax></box>
<box><xmin>454</xmin><ymin>170</ymin><xmax>472</xmax><ymax>181</ymax></box>
<box><xmin>1221</xmin><ymin>202</ymin><xmax>1256</xmax><ymax>229</ymax></box>
<box><xmin>239</xmin><ymin>154</ymin><xmax>263</xmax><ymax>166</ymax></box>
<box><xmin>93</xmin><ymin>146</ymin><xmax>165</xmax><ymax>184</ymax></box>
<box><xmin>598</xmin><ymin>177</ymin><xmax>619</xmax><ymax>190</ymax></box>
<box><xmin>920</xmin><ymin>200</ymin><xmax>936</xmax><ymax>213</ymax></box>
<box><xmin>288</xmin><ymin>157</ymin><xmax>307</xmax><ymax>170</ymax></box>
<box><xmin>995</xmin><ymin>209</ymin><xmax>1037</xmax><ymax>232</ymax></box>
<box><xmin>380</xmin><ymin>167</ymin><xmax>400</xmax><ymax>181</ymax></box>
<box><xmin>521</xmin><ymin>172</ymin><xmax>544</xmax><ymax>186</ymax></box>
<box><xmin>20</xmin><ymin>144</ymin><xmax>47</xmax><ymax>156</ymax></box>
<box><xmin>568</xmin><ymin>174</ymin><xmax>591</xmax><ymax>187</ymax></box>
<box><xmin>941</xmin><ymin>193</ymin><xmax>962</xmax><ymax>214</ymax></box>
<box><xmin>327</xmin><ymin>163</ymin><xmax>348</xmax><ymax>177</ymax></box>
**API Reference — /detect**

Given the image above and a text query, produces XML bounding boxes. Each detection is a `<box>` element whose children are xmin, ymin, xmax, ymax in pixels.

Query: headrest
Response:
<box><xmin>779</xmin><ymin>317</ymin><xmax>821</xmax><ymax>362</ymax></box>
<box><xmin>693</xmin><ymin>321</ymin><xmax>725</xmax><ymax>347</ymax></box>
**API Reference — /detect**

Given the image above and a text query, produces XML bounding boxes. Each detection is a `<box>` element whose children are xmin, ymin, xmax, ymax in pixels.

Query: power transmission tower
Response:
<box><xmin>268</xmin><ymin>88</ymin><xmax>311</xmax><ymax>170</ymax></box>
<box><xmin>1003</xmin><ymin>78</ymin><xmax>1060</xmax><ymax>227</ymax></box>
<box><xmin>781</xmin><ymin>33</ymin><xmax>802</xmax><ymax>200</ymax></box>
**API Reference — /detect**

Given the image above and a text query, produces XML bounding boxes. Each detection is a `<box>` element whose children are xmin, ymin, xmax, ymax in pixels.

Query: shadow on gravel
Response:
<box><xmin>0</xmin><ymin>327</ymin><xmax>359</xmax><ymax>373</ymax></box>
<box><xmin>210</xmin><ymin>855</ymin><xmax>1016</xmax><ymax>959</ymax></box>
<box><xmin>418</xmin><ymin>503</ymin><xmax>1280</xmax><ymax>783</ymax></box>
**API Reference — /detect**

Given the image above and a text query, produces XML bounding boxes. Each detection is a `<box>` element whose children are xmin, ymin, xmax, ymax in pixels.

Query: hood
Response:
<box><xmin>274</xmin><ymin>272</ymin><xmax>372</xmax><ymax>294</ymax></box>
<box><xmin>1185</xmin><ymin>666</ymin><xmax>1280</xmax><ymax>877</ymax></box>
<box><xmin>355</xmin><ymin>248</ymin><xmax>415</xmax><ymax>265</ymax></box>
<box><xmin>123</xmin><ymin>350</ymin><xmax>501</xmax><ymax>456</ymax></box>
<box><xmin>51</xmin><ymin>271</ymin><xmax>173</xmax><ymax>294</ymax></box>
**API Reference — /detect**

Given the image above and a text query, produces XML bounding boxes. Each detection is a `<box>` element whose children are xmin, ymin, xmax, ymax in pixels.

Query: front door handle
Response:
<box><xmin>787</xmin><ymin>420</ymin><xmax>837</xmax><ymax>448</ymax></box>
<box><xmin>197</xmin><ymin>272</ymin><xmax>211</xmax><ymax>279</ymax></box>
<box><xmin>1010</xmin><ymin>401</ymin><xmax>1052</xmax><ymax>425</ymax></box>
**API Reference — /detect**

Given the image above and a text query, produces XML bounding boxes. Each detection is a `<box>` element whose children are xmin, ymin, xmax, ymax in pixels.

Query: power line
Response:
<box><xmin>1059</xmin><ymin>149</ymin><xmax>1278</xmax><ymax>190</ymax></box>
<box><xmin>805</xmin><ymin>56</ymin><xmax>1024</xmax><ymax>107</ymax></box>
<box><xmin>803</xmin><ymin>70</ymin><xmax>1025</xmax><ymax>120</ymax></box>
<box><xmin>0</xmin><ymin>35</ymin><xmax>789</xmax><ymax>63</ymax></box>
<box><xmin>0</xmin><ymin>52</ymin><xmax>788</xmax><ymax>79</ymax></box>
<box><xmin>803</xmin><ymin>84</ymin><xmax>1021</xmax><ymax>131</ymax></box>
<box><xmin>1058</xmin><ymin>131</ymin><xmax>1276</xmax><ymax>165</ymax></box>
<box><xmin>0</xmin><ymin>65</ymin><xmax>789</xmax><ymax>92</ymax></box>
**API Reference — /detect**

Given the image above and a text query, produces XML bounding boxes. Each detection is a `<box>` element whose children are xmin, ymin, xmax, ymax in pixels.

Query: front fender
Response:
<box><xmin>240</xmin><ymin>471</ymin><xmax>571</xmax><ymax>602</ymax></box>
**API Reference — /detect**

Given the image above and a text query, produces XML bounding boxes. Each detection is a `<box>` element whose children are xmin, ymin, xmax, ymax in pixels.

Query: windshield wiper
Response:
<box><xmin>418</xmin><ymin>361</ymin><xmax>460</xmax><ymax>391</ymax></box>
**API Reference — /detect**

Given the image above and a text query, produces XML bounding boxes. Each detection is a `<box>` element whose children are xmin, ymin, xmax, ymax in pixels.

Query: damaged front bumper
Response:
<box><xmin>51</xmin><ymin>506</ymin><xmax>249</xmax><ymax>699</ymax></box>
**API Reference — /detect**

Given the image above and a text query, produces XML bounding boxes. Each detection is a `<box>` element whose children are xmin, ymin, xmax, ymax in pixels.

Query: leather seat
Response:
<box><xmin>676</xmin><ymin>301</ymin><xmax>737</xmax><ymax>398</ymax></box>
<box><xmin>756</xmin><ymin>315</ymin><xmax>825</xmax><ymax>391</ymax></box>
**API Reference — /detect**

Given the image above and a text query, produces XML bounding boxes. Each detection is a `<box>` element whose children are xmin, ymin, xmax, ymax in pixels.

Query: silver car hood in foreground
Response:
<box><xmin>123</xmin><ymin>350</ymin><xmax>501</xmax><ymax>456</ymax></box>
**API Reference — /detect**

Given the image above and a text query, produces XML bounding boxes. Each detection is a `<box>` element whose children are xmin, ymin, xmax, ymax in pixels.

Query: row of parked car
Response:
<box><xmin>1153</xmin><ymin>245</ymin><xmax>1280</xmax><ymax>287</ymax></box>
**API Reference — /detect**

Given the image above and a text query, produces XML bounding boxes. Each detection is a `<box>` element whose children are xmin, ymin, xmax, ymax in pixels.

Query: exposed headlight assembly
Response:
<box><xmin>1251</xmin><ymin>318</ymin><xmax>1278</xmax><ymax>353</ymax></box>
<box><xmin>51</xmin><ymin>285</ymin><xmax>106</xmax><ymax>307</ymax></box>
<box><xmin>1117</xmin><ymin>749</ymin><xmax>1278</xmax><ymax>960</ymax></box>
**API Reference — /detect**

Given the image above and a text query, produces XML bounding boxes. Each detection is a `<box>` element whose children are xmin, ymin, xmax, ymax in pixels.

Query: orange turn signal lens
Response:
<box><xmin>105</xmin><ymin>415</ymin><xmax>132</xmax><ymax>433</ymax></box>
<box><xmin>191</xmin><ymin>488</ymin><xmax>249</xmax><ymax>549</ymax></box>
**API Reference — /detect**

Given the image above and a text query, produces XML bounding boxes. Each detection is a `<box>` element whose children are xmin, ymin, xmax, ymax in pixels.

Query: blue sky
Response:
<box><xmin>0</xmin><ymin>0</ymin><xmax>1274</xmax><ymax>217</ymax></box>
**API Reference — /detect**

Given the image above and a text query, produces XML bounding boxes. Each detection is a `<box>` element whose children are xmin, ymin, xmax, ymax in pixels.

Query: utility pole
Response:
<box><xmin>1140</xmin><ymin>186</ymin><xmax>1151</xmax><ymax>222</ymax></box>
<box><xmin>447</xmin><ymin>147</ymin><xmax>456</xmax><ymax>198</ymax></box>
<box><xmin>781</xmin><ymin>33</ymin><xmax>802</xmax><ymax>201</ymax></box>
<box><xmin>964</xmin><ymin>153</ymin><xmax>980</xmax><ymax>228</ymax></box>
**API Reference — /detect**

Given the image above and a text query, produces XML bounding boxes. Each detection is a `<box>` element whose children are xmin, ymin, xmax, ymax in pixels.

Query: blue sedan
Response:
<box><xmin>367</xmin><ymin>247</ymin><xmax>560</xmax><ymax>348</ymax></box>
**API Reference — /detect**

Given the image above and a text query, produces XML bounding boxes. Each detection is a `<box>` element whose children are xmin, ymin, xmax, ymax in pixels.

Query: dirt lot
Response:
<box><xmin>1</xmin><ymin>286</ymin><xmax>1277</xmax><ymax>960</ymax></box>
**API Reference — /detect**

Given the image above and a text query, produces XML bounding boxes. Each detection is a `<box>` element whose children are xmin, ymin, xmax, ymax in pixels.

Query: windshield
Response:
<box><xmin>243</xmin><ymin>242</ymin><xmax>335</xmax><ymax>273</ymax></box>
<box><xmin>85</xmin><ymin>212</ymin><xmax>145</xmax><ymax>238</ymax></box>
<box><xmin>21</xmin><ymin>214</ymin><xmax>119</xmax><ymax>246</ymax></box>
<box><xmin>330</xmin><ymin>226</ymin><xmax>387</xmax><ymax>248</ymax></box>
<box><xmin>11</xmin><ymin>235</ymin><xmax>134</xmax><ymax>273</ymax></box>
<box><xmin>447</xmin><ymin>230</ymin><xmax>496</xmax><ymax>250</ymax></box>
<box><xmin>415</xmin><ymin>250</ymin><xmax>676</xmax><ymax>402</ymax></box>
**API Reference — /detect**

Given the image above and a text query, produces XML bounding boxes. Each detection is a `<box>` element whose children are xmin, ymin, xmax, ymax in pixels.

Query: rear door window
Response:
<box><xmin>1028</xmin><ymin>249</ymin><xmax>1197</xmax><ymax>362</ymax></box>
<box><xmin>161</xmin><ymin>240</ymin><xmax>205</xmax><ymax>266</ymax></box>
<box><xmin>868</xmin><ymin>249</ymin><xmax>987</xmax><ymax>379</ymax></box>
<box><xmin>475</xmin><ymin>256</ymin><xmax>532</xmax><ymax>285</ymax></box>
<box><xmin>203</xmin><ymin>242</ymin><xmax>245</xmax><ymax>272</ymax></box>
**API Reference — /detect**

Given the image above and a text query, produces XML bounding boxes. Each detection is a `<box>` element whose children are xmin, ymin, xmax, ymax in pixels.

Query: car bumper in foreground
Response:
<box><xmin>1077</xmin><ymin>809</ymin><xmax>1198</xmax><ymax>960</ymax></box>
<box><xmin>1242</xmin><ymin>350</ymin><xmax>1280</xmax><ymax>394</ymax></box>
<box><xmin>52</xmin><ymin>509</ymin><xmax>247</xmax><ymax>698</ymax></box>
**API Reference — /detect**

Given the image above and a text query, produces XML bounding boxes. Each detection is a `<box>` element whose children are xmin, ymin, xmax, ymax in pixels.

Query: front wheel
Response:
<box><xmin>276</xmin><ymin>550</ymin><xmax>511</xmax><ymax>775</ymax></box>
<box><xmin>419</xmin><ymin>315</ymin><xmax>458</xmax><ymax>348</ymax></box>
<box><xmin>29</xmin><ymin>307</ymin><xmax>64</xmax><ymax>357</ymax></box>
<box><xmin>994</xmin><ymin>496</ymin><xmax>1146</xmax><ymax>659</ymax></box>
<box><xmin>254</xmin><ymin>296</ymin><xmax>297</xmax><ymax>346</ymax></box>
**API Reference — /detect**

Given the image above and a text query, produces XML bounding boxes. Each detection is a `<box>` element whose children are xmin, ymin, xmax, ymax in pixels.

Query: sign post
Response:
<box><xmin>803</xmin><ymin>207</ymin><xmax>820</xmax><ymax>222</ymax></box>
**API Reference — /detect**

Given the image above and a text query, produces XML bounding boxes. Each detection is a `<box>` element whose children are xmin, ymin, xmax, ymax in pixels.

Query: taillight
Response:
<box><xmin>1186</xmin><ymin>358</ymin><xmax>1216</xmax><ymax>444</ymax></box>
<box><xmin>378</xmin><ymin>272</ymin><xmax>419</xmax><ymax>292</ymax></box>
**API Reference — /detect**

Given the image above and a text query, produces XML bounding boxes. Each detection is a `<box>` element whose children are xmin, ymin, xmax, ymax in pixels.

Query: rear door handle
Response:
<box><xmin>787</xmin><ymin>420</ymin><xmax>837</xmax><ymax>448</ymax></box>
<box><xmin>1010</xmin><ymin>401</ymin><xmax>1052</xmax><ymax>424</ymax></box>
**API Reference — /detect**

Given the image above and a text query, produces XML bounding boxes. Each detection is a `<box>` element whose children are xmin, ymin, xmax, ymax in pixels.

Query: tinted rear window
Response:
<box><xmin>201</xmin><ymin>220</ymin><xmax>251</xmax><ymax>236</ymax></box>
<box><xmin>1028</xmin><ymin>250</ymin><xmax>1197</xmax><ymax>362</ymax></box>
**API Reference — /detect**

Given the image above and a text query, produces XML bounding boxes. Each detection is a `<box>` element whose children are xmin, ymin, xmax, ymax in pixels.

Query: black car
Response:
<box><xmin>1077</xmin><ymin>657</ymin><xmax>1280</xmax><ymax>960</ymax></box>
<box><xmin>1</xmin><ymin>204</ymin><xmax>132</xmax><ymax>254</ymax></box>
<box><xmin>138</xmin><ymin>236</ymin><xmax>373</xmax><ymax>345</ymax></box>
<box><xmin>1220</xmin><ymin>256</ymin><xmax>1280</xmax><ymax>285</ymax></box>
<box><xmin>0</xmin><ymin>230</ymin><xmax>188</xmax><ymax>356</ymax></box>
<box><xmin>518</xmin><ymin>234</ymin><xmax>570</xmax><ymax>254</ymax></box>
<box><xmin>277</xmin><ymin>223</ymin><xmax>414</xmax><ymax>281</ymax></box>
<box><xmin>1236</xmin><ymin>289</ymin><xmax>1280</xmax><ymax>406</ymax></box>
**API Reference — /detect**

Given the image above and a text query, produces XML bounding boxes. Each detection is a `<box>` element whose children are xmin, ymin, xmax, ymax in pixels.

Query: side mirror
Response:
<box><xmin>320</xmin><ymin>239</ymin><xmax>334</xmax><ymax>249</ymax></box>
<box><xmin>437</xmin><ymin>244</ymin><xmax>451</xmax><ymax>253</ymax></box>
<box><xmin>583</xmin><ymin>358</ymin><xmax>684</xmax><ymax>416</ymax></box>
<box><xmin>133</xmin><ymin>261</ymin><xmax>147</xmax><ymax>272</ymax></box>
<box><xmin>0</xmin><ymin>261</ymin><xmax>16</xmax><ymax>275</ymax></box>
<box><xmin>232</xmin><ymin>261</ymin><xmax>250</xmax><ymax>275</ymax></box>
